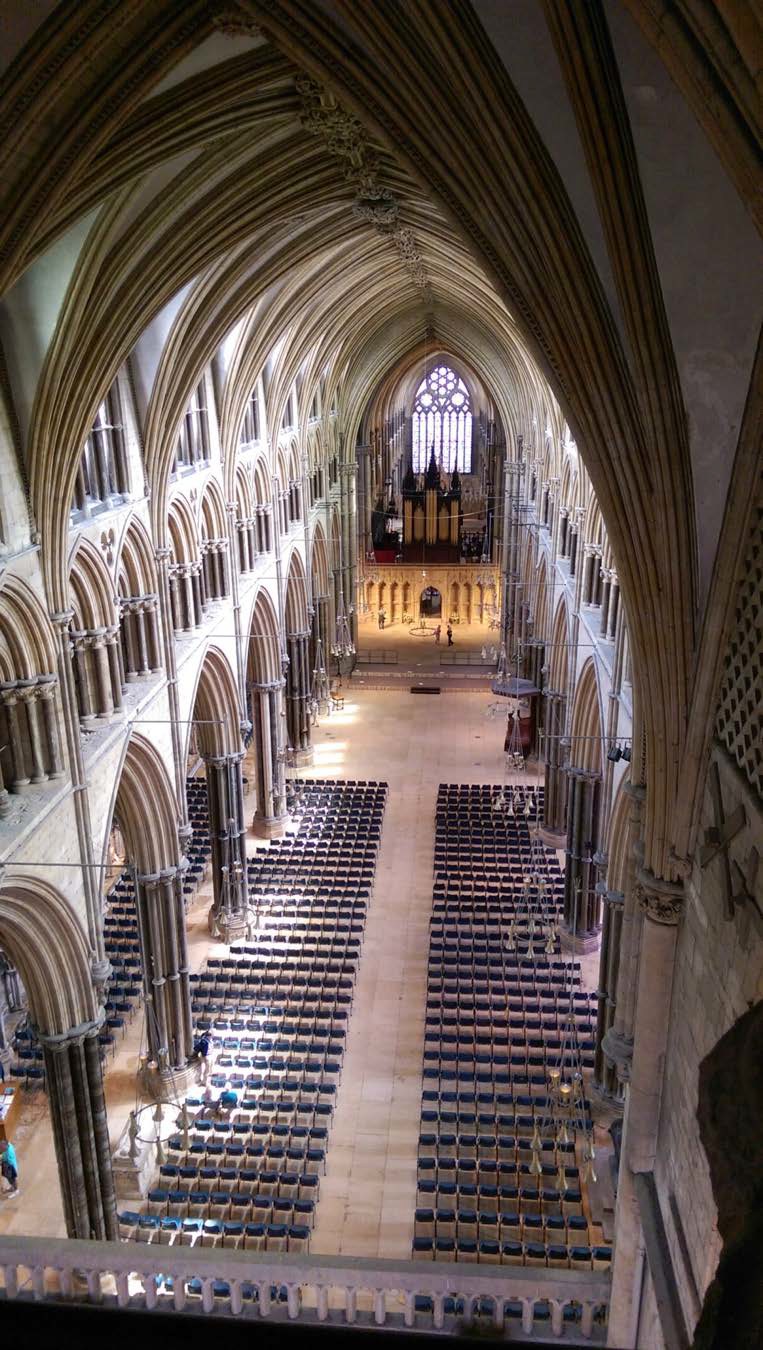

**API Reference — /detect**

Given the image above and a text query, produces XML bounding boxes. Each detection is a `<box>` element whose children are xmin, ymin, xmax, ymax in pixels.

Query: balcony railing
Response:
<box><xmin>0</xmin><ymin>1236</ymin><xmax>610</xmax><ymax>1341</ymax></box>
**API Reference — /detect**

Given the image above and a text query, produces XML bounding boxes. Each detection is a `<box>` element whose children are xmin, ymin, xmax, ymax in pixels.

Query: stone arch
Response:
<box><xmin>199</xmin><ymin>476</ymin><xmax>227</xmax><ymax>541</ymax></box>
<box><xmin>0</xmin><ymin>572</ymin><xmax>57</xmax><ymax>680</ymax></box>
<box><xmin>246</xmin><ymin>585</ymin><xmax>287</xmax><ymax>834</ymax></box>
<box><xmin>252</xmin><ymin>454</ymin><xmax>271</xmax><ymax>510</ymax></box>
<box><xmin>186</xmin><ymin>643</ymin><xmax>241</xmax><ymax>761</ymax></box>
<box><xmin>114</xmin><ymin>515</ymin><xmax>162</xmax><ymax>683</ymax></box>
<box><xmin>310</xmin><ymin>521</ymin><xmax>330</xmax><ymax>597</ymax></box>
<box><xmin>548</xmin><ymin>596</ymin><xmax>573</xmax><ymax>696</ymax></box>
<box><xmin>0</xmin><ymin>575</ymin><xmax>64</xmax><ymax>802</ymax></box>
<box><xmin>533</xmin><ymin>553</ymin><xmax>549</xmax><ymax>645</ymax></box>
<box><xmin>284</xmin><ymin>549</ymin><xmax>309</xmax><ymax>634</ymax></box>
<box><xmin>606</xmin><ymin>773</ymin><xmax>633</xmax><ymax>897</ymax></box>
<box><xmin>0</xmin><ymin>874</ymin><xmax>117</xmax><ymax>1241</ymax></box>
<box><xmin>110</xmin><ymin>732</ymin><xmax>180</xmax><ymax>877</ymax></box>
<box><xmin>0</xmin><ymin>875</ymin><xmax>97</xmax><ymax>1036</ymax></box>
<box><xmin>68</xmin><ymin>535</ymin><xmax>117</xmax><ymax>630</ymax></box>
<box><xmin>188</xmin><ymin>643</ymin><xmax>247</xmax><ymax>941</ymax></box>
<box><xmin>569</xmin><ymin>657</ymin><xmax>605</xmax><ymax>776</ymax></box>
<box><xmin>68</xmin><ymin>536</ymin><xmax>122</xmax><ymax>724</ymax></box>
<box><xmin>284</xmin><ymin>550</ymin><xmax>311</xmax><ymax>757</ymax></box>
<box><xmin>167</xmin><ymin>493</ymin><xmax>199</xmax><ymax>565</ymax></box>
<box><xmin>115</xmin><ymin>514</ymin><xmax>157</xmax><ymax>598</ymax></box>
<box><xmin>106</xmin><ymin>732</ymin><xmax>191</xmax><ymax>1071</ymax></box>
<box><xmin>234</xmin><ymin>461</ymin><xmax>253</xmax><ymax>518</ymax></box>
<box><xmin>199</xmin><ymin>478</ymin><xmax>230</xmax><ymax>603</ymax></box>
<box><xmin>246</xmin><ymin>586</ymin><xmax>282</xmax><ymax>686</ymax></box>
<box><xmin>565</xmin><ymin>657</ymin><xmax>606</xmax><ymax>933</ymax></box>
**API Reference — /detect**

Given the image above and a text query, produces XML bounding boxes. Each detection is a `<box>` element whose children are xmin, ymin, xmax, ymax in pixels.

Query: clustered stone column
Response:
<box><xmin>255</xmin><ymin>504</ymin><xmax>272</xmax><ymax>554</ymax></box>
<box><xmin>0</xmin><ymin>674</ymin><xmax>65</xmax><ymax>800</ymax></box>
<box><xmin>593</xmin><ymin>886</ymin><xmax>625</xmax><ymax>1097</ymax></box>
<box><xmin>203</xmin><ymin>751</ymin><xmax>248</xmax><ymax>942</ymax></box>
<box><xmin>69</xmin><ymin>627</ymin><xmax>124</xmax><ymax>726</ymax></box>
<box><xmin>285</xmin><ymin>629</ymin><xmax>312</xmax><ymax>759</ymax></box>
<box><xmin>581</xmin><ymin>545</ymin><xmax>604</xmax><ymax>607</ymax></box>
<box><xmin>542</xmin><ymin>690</ymin><xmax>568</xmax><ymax>837</ymax></box>
<box><xmin>600</xmin><ymin>569</ymin><xmax>620</xmax><ymax>640</ymax></box>
<box><xmin>201</xmin><ymin>538</ymin><xmax>230</xmax><ymax>602</ymax></box>
<box><xmin>563</xmin><ymin>768</ymin><xmax>601</xmax><ymax>936</ymax></box>
<box><xmin>153</xmin><ymin>550</ymin><xmax>192</xmax><ymax>851</ymax></box>
<box><xmin>236</xmin><ymin>515</ymin><xmax>258</xmax><ymax>573</ymax></box>
<box><xmin>313</xmin><ymin>594</ymin><xmax>331</xmax><ymax>658</ymax></box>
<box><xmin>357</xmin><ymin>444</ymin><xmax>373</xmax><ymax>557</ymax></box>
<box><xmin>118</xmin><ymin>594</ymin><xmax>162</xmax><ymax>681</ymax></box>
<box><xmin>39</xmin><ymin>1018</ymin><xmax>118</xmax><ymax>1241</ymax></box>
<box><xmin>134</xmin><ymin>866</ymin><xmax>193</xmax><ymax>1077</ymax></box>
<box><xmin>249</xmin><ymin>678</ymin><xmax>288</xmax><ymax>836</ymax></box>
<box><xmin>608</xmin><ymin>864</ymin><xmax>685</xmax><ymax>1347</ymax></box>
<box><xmin>168</xmin><ymin>561</ymin><xmax>203</xmax><ymax>633</ymax></box>
<box><xmin>600</xmin><ymin>783</ymin><xmax>645</xmax><ymax>1096</ymax></box>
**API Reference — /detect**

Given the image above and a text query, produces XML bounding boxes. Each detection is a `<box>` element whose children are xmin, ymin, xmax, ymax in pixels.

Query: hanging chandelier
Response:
<box><xmin>529</xmin><ymin>879</ymin><xmax>596</xmax><ymax>1187</ymax></box>
<box><xmin>308</xmin><ymin>638</ymin><xmax>332</xmax><ymax>723</ymax></box>
<box><xmin>331</xmin><ymin>594</ymin><xmax>355</xmax><ymax>662</ymax></box>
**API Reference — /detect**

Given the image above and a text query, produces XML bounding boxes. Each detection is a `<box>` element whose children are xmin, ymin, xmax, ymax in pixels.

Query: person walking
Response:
<box><xmin>1</xmin><ymin>1139</ymin><xmax>19</xmax><ymax>1195</ymax></box>
<box><xmin>379</xmin><ymin>607</ymin><xmax>386</xmax><ymax>630</ymax></box>
<box><xmin>434</xmin><ymin>624</ymin><xmax>441</xmax><ymax>644</ymax></box>
<box><xmin>192</xmin><ymin>1030</ymin><xmax>211</xmax><ymax>1084</ymax></box>
<box><xmin>447</xmin><ymin>624</ymin><xmax>454</xmax><ymax>647</ymax></box>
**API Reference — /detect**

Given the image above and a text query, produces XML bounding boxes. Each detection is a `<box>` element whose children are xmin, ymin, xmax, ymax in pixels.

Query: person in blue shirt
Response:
<box><xmin>1</xmin><ymin>1139</ymin><xmax>18</xmax><ymax>1194</ymax></box>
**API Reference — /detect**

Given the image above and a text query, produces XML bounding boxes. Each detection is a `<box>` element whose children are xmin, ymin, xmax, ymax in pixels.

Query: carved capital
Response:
<box><xmin>636</xmin><ymin>867</ymin><xmax>684</xmax><ymax>926</ymax></box>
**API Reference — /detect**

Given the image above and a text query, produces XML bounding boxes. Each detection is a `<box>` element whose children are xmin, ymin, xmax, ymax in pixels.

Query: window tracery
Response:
<box><xmin>412</xmin><ymin>365</ymin><xmax>472</xmax><ymax>473</ymax></box>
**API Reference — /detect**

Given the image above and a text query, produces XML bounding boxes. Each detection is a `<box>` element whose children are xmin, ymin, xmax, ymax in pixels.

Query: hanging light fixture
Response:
<box><xmin>308</xmin><ymin>638</ymin><xmax>332</xmax><ymax>723</ymax></box>
<box><xmin>331</xmin><ymin>594</ymin><xmax>355</xmax><ymax>664</ymax></box>
<box><xmin>529</xmin><ymin>879</ymin><xmax>596</xmax><ymax>1186</ymax></box>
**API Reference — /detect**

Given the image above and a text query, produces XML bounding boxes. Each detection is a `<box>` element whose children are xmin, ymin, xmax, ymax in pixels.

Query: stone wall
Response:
<box><xmin>655</xmin><ymin>743</ymin><xmax>763</xmax><ymax>1337</ymax></box>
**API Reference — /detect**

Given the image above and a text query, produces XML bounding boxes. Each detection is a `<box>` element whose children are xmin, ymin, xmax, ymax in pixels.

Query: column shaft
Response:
<box><xmin>41</xmin><ymin>1024</ymin><xmax>118</xmax><ymax>1241</ymax></box>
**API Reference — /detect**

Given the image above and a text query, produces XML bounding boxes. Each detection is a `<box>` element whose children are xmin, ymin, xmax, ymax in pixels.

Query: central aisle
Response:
<box><xmin>307</xmin><ymin>687</ymin><xmax>508</xmax><ymax>1259</ymax></box>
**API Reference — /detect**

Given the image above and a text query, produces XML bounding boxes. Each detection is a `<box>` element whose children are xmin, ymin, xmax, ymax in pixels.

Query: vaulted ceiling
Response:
<box><xmin>0</xmin><ymin>0</ymin><xmax>759</xmax><ymax>879</ymax></box>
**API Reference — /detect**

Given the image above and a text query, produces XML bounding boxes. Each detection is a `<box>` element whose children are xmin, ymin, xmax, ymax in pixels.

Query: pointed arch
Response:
<box><xmin>548</xmin><ymin>595</ymin><xmax>572</xmax><ymax>695</ymax></box>
<box><xmin>606</xmin><ymin>773</ymin><xmax>633</xmax><ymax>896</ymax></box>
<box><xmin>167</xmin><ymin>493</ymin><xmax>199</xmax><ymax>565</ymax></box>
<box><xmin>533</xmin><ymin>553</ymin><xmax>550</xmax><ymax>644</ymax></box>
<box><xmin>310</xmin><ymin>521</ymin><xmax>330</xmax><ymax>597</ymax></box>
<box><xmin>252</xmin><ymin>454</ymin><xmax>271</xmax><ymax>510</ymax></box>
<box><xmin>0</xmin><ymin>573</ymin><xmax>57</xmax><ymax>680</ymax></box>
<box><xmin>284</xmin><ymin>549</ymin><xmax>308</xmax><ymax>634</ymax></box>
<box><xmin>115</xmin><ymin>514</ymin><xmax>157</xmax><ymax>599</ymax></box>
<box><xmin>246</xmin><ymin>586</ymin><xmax>281</xmax><ymax>685</ymax></box>
<box><xmin>68</xmin><ymin>536</ymin><xmax>117</xmax><ymax>630</ymax></box>
<box><xmin>234</xmin><ymin>462</ymin><xmax>253</xmax><ymax>520</ymax></box>
<box><xmin>569</xmin><ymin>657</ymin><xmax>605</xmax><ymax>775</ymax></box>
<box><xmin>199</xmin><ymin>477</ymin><xmax>227</xmax><ymax>542</ymax></box>
<box><xmin>186</xmin><ymin>644</ymin><xmax>241</xmax><ymax>760</ymax></box>
<box><xmin>110</xmin><ymin>732</ymin><xmax>180</xmax><ymax>877</ymax></box>
<box><xmin>0</xmin><ymin>876</ymin><xmax>97</xmax><ymax>1035</ymax></box>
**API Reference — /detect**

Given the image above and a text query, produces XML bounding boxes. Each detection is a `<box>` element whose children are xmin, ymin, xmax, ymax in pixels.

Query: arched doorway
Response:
<box><xmin>420</xmin><ymin>585</ymin><xmax>442</xmax><ymax>618</ymax></box>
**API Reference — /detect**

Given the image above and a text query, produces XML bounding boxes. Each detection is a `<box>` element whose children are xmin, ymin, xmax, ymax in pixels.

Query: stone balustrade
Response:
<box><xmin>0</xmin><ymin>1235</ymin><xmax>610</xmax><ymax>1340</ymax></box>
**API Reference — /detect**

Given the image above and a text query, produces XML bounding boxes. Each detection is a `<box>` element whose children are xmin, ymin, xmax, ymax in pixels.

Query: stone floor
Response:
<box><xmin>355</xmin><ymin>614</ymin><xmax>496</xmax><ymax>671</ymax></box>
<box><xmin>0</xmin><ymin>685</ymin><xmax>605</xmax><ymax>1257</ymax></box>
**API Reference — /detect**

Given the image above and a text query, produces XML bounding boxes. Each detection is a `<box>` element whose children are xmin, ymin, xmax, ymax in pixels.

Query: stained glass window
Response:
<box><xmin>412</xmin><ymin>365</ymin><xmax>472</xmax><ymax>473</ymax></box>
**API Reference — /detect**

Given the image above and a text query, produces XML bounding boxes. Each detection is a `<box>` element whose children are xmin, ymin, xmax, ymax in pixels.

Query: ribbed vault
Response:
<box><xmin>1</xmin><ymin>0</ymin><xmax>757</xmax><ymax>892</ymax></box>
